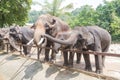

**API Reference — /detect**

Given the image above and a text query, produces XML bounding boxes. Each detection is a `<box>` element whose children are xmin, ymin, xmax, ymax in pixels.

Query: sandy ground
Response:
<box><xmin>0</xmin><ymin>53</ymin><xmax>102</xmax><ymax>80</ymax></box>
<box><xmin>0</xmin><ymin>44</ymin><xmax>120</xmax><ymax>80</ymax></box>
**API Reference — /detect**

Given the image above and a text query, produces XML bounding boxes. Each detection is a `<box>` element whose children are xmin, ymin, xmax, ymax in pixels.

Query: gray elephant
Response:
<box><xmin>32</xmin><ymin>14</ymin><xmax>70</xmax><ymax>61</ymax></box>
<box><xmin>9</xmin><ymin>26</ymin><xmax>34</xmax><ymax>56</ymax></box>
<box><xmin>0</xmin><ymin>28</ymin><xmax>8</xmax><ymax>50</ymax></box>
<box><xmin>42</xmin><ymin>26</ymin><xmax>111</xmax><ymax>74</ymax></box>
<box><xmin>0</xmin><ymin>27</ymin><xmax>15</xmax><ymax>51</ymax></box>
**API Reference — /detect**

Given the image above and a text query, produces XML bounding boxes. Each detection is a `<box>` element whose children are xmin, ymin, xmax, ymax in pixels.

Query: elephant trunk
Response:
<box><xmin>43</xmin><ymin>34</ymin><xmax>77</xmax><ymax>45</ymax></box>
<box><xmin>34</xmin><ymin>23</ymin><xmax>45</xmax><ymax>46</ymax></box>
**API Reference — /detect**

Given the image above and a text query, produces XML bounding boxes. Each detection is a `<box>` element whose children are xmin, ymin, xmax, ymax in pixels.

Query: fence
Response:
<box><xmin>3</xmin><ymin>42</ymin><xmax>120</xmax><ymax>80</ymax></box>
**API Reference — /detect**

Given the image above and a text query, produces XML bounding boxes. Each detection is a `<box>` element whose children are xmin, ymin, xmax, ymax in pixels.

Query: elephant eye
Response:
<box><xmin>45</xmin><ymin>23</ymin><xmax>50</xmax><ymax>29</ymax></box>
<box><xmin>51</xmin><ymin>19</ymin><xmax>56</xmax><ymax>25</ymax></box>
<box><xmin>61</xmin><ymin>38</ymin><xmax>64</xmax><ymax>40</ymax></box>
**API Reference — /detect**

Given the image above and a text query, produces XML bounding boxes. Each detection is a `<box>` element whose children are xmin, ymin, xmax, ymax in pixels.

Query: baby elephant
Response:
<box><xmin>43</xmin><ymin>30</ymin><xmax>85</xmax><ymax>67</ymax></box>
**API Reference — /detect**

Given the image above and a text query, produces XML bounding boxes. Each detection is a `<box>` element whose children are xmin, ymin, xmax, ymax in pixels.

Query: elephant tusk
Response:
<box><xmin>37</xmin><ymin>37</ymin><xmax>44</xmax><ymax>45</ymax></box>
<box><xmin>27</xmin><ymin>39</ymin><xmax>34</xmax><ymax>45</ymax></box>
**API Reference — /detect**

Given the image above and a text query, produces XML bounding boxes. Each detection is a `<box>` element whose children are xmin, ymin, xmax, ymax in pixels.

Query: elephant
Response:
<box><xmin>41</xmin><ymin>26</ymin><xmax>111</xmax><ymax>74</ymax></box>
<box><xmin>8</xmin><ymin>26</ymin><xmax>35</xmax><ymax>56</ymax></box>
<box><xmin>0</xmin><ymin>27</ymin><xmax>15</xmax><ymax>51</ymax></box>
<box><xmin>32</xmin><ymin>14</ymin><xmax>70</xmax><ymax>61</ymax></box>
<box><xmin>0</xmin><ymin>28</ymin><xmax>9</xmax><ymax>50</ymax></box>
<box><xmin>8</xmin><ymin>25</ymin><xmax>47</xmax><ymax>59</ymax></box>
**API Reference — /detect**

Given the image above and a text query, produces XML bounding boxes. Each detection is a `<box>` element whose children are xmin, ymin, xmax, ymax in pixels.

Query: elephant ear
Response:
<box><xmin>80</xmin><ymin>27</ymin><xmax>94</xmax><ymax>46</ymax></box>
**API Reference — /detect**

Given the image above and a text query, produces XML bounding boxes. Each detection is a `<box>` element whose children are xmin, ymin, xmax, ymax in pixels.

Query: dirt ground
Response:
<box><xmin>0</xmin><ymin>44</ymin><xmax>120</xmax><ymax>80</ymax></box>
<box><xmin>55</xmin><ymin>44</ymin><xmax>120</xmax><ymax>79</ymax></box>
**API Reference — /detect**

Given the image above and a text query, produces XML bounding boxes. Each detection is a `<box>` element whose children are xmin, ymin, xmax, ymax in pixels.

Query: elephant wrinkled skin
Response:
<box><xmin>43</xmin><ymin>26</ymin><xmax>111</xmax><ymax>74</ymax></box>
<box><xmin>33</xmin><ymin>14</ymin><xmax>70</xmax><ymax>61</ymax></box>
<box><xmin>9</xmin><ymin>26</ymin><xmax>34</xmax><ymax>56</ymax></box>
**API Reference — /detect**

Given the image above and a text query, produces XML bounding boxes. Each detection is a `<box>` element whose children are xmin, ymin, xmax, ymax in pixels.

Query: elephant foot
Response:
<box><xmin>63</xmin><ymin>63</ymin><xmax>69</xmax><ymax>66</ymax></box>
<box><xmin>95</xmin><ymin>69</ymin><xmax>103</xmax><ymax>74</ymax></box>
<box><xmin>103</xmin><ymin>63</ymin><xmax>105</xmax><ymax>68</ymax></box>
<box><xmin>68</xmin><ymin>64</ymin><xmax>73</xmax><ymax>68</ymax></box>
<box><xmin>76</xmin><ymin>60</ymin><xmax>80</xmax><ymax>64</ymax></box>
<box><xmin>49</xmin><ymin>59</ymin><xmax>56</xmax><ymax>63</ymax></box>
<box><xmin>85</xmin><ymin>66</ymin><xmax>92</xmax><ymax>72</ymax></box>
<box><xmin>85</xmin><ymin>68</ymin><xmax>92</xmax><ymax>72</ymax></box>
<box><xmin>27</xmin><ymin>54</ymin><xmax>31</xmax><ymax>57</ymax></box>
<box><xmin>44</xmin><ymin>58</ymin><xmax>49</xmax><ymax>62</ymax></box>
<box><xmin>24</xmin><ymin>53</ymin><xmax>31</xmax><ymax>57</ymax></box>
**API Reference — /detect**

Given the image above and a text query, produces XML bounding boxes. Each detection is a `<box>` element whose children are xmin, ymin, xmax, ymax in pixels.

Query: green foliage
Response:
<box><xmin>67</xmin><ymin>5</ymin><xmax>98</xmax><ymax>28</ymax></box>
<box><xmin>38</xmin><ymin>0</ymin><xmax>73</xmax><ymax>17</ymax></box>
<box><xmin>0</xmin><ymin>0</ymin><xmax>32</xmax><ymax>27</ymax></box>
<box><xmin>28</xmin><ymin>10</ymin><xmax>44</xmax><ymax>23</ymax></box>
<box><xmin>96</xmin><ymin>0</ymin><xmax>120</xmax><ymax>41</ymax></box>
<box><xmin>110</xmin><ymin>12</ymin><xmax>120</xmax><ymax>41</ymax></box>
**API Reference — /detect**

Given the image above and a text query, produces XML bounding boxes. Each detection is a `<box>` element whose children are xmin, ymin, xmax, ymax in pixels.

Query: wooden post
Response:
<box><xmin>6</xmin><ymin>43</ymin><xmax>9</xmax><ymax>53</ymax></box>
<box><xmin>20</xmin><ymin>44</ymin><xmax>22</xmax><ymax>55</ymax></box>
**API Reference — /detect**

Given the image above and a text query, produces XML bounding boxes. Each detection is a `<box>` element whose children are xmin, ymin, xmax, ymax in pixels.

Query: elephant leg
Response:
<box><xmin>83</xmin><ymin>53</ymin><xmax>92</xmax><ymax>72</ymax></box>
<box><xmin>69</xmin><ymin>52</ymin><xmax>74</xmax><ymax>67</ymax></box>
<box><xmin>0</xmin><ymin>41</ymin><xmax>5</xmax><ymax>50</ymax></box>
<box><xmin>37</xmin><ymin>47</ymin><xmax>42</xmax><ymax>60</ymax></box>
<box><xmin>95</xmin><ymin>55</ymin><xmax>103</xmax><ymax>74</ymax></box>
<box><xmin>76</xmin><ymin>53</ymin><xmax>81</xmax><ymax>64</ymax></box>
<box><xmin>25</xmin><ymin>44</ymin><xmax>32</xmax><ymax>57</ymax></box>
<box><xmin>23</xmin><ymin>46</ymin><xmax>27</xmax><ymax>55</ymax></box>
<box><xmin>102</xmin><ymin>56</ymin><xmax>105</xmax><ymax>67</ymax></box>
<box><xmin>44</xmin><ymin>43</ymin><xmax>50</xmax><ymax>62</ymax></box>
<box><xmin>10</xmin><ymin>45</ymin><xmax>15</xmax><ymax>52</ymax></box>
<box><xmin>63</xmin><ymin>51</ymin><xmax>69</xmax><ymax>66</ymax></box>
<box><xmin>102</xmin><ymin>46</ymin><xmax>109</xmax><ymax>67</ymax></box>
<box><xmin>50</xmin><ymin>50</ymin><xmax>56</xmax><ymax>63</ymax></box>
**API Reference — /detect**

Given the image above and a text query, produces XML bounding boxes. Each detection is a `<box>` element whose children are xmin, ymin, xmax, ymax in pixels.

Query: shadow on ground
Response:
<box><xmin>0</xmin><ymin>52</ymin><xmax>8</xmax><ymax>56</ymax></box>
<box><xmin>21</xmin><ymin>61</ymin><xmax>43</xmax><ymax>80</ymax></box>
<box><xmin>6</xmin><ymin>55</ymin><xmax>20</xmax><ymax>60</ymax></box>
<box><xmin>45</xmin><ymin>65</ymin><xmax>60</xmax><ymax>78</ymax></box>
<box><xmin>55</xmin><ymin>70</ymin><xmax>79</xmax><ymax>80</ymax></box>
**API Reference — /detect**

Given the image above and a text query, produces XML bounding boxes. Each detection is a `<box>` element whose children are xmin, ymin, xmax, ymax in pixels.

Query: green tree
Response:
<box><xmin>96</xmin><ymin>0</ymin><xmax>120</xmax><ymax>41</ymax></box>
<box><xmin>110</xmin><ymin>12</ymin><xmax>120</xmax><ymax>41</ymax></box>
<box><xmin>34</xmin><ymin>0</ymin><xmax>73</xmax><ymax>17</ymax></box>
<box><xmin>68</xmin><ymin>5</ymin><xmax>98</xmax><ymax>28</ymax></box>
<box><xmin>0</xmin><ymin>0</ymin><xmax>32</xmax><ymax>27</ymax></box>
<box><xmin>28</xmin><ymin>10</ymin><xmax>44</xmax><ymax>23</ymax></box>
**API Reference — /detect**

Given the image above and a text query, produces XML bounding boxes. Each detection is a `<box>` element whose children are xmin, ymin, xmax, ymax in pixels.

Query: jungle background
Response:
<box><xmin>0</xmin><ymin>0</ymin><xmax>120</xmax><ymax>42</ymax></box>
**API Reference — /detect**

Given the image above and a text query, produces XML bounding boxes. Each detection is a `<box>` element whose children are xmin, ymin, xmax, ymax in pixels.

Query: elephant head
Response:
<box><xmin>9</xmin><ymin>26</ymin><xmax>22</xmax><ymax>42</ymax></box>
<box><xmin>73</xmin><ymin>27</ymin><xmax>95</xmax><ymax>50</ymax></box>
<box><xmin>34</xmin><ymin>14</ymin><xmax>57</xmax><ymax>46</ymax></box>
